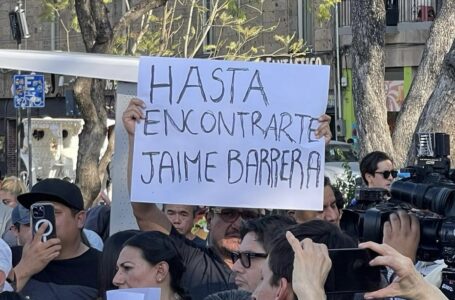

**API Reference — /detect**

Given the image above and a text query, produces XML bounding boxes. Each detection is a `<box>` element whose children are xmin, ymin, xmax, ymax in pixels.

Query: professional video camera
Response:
<box><xmin>340</xmin><ymin>133</ymin><xmax>455</xmax><ymax>298</ymax></box>
<box><xmin>341</xmin><ymin>133</ymin><xmax>455</xmax><ymax>256</ymax></box>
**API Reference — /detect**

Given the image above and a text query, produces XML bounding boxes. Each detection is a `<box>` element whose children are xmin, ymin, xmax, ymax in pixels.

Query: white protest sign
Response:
<box><xmin>107</xmin><ymin>288</ymin><xmax>160</xmax><ymax>300</ymax></box>
<box><xmin>131</xmin><ymin>56</ymin><xmax>329</xmax><ymax>210</ymax></box>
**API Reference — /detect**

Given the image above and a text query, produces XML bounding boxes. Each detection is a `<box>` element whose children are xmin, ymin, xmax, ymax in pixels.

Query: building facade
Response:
<box><xmin>0</xmin><ymin>0</ymin><xmax>437</xmax><ymax>177</ymax></box>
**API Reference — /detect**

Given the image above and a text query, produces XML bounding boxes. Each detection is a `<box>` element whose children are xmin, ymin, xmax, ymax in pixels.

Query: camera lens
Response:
<box><xmin>391</xmin><ymin>181</ymin><xmax>455</xmax><ymax>216</ymax></box>
<box><xmin>32</xmin><ymin>205</ymin><xmax>45</xmax><ymax>218</ymax></box>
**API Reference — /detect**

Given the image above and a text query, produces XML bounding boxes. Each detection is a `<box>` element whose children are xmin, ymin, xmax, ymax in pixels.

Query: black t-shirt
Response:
<box><xmin>190</xmin><ymin>235</ymin><xmax>207</xmax><ymax>248</ymax></box>
<box><xmin>13</xmin><ymin>246</ymin><xmax>100</xmax><ymax>300</ymax></box>
<box><xmin>169</xmin><ymin>227</ymin><xmax>236</xmax><ymax>299</ymax></box>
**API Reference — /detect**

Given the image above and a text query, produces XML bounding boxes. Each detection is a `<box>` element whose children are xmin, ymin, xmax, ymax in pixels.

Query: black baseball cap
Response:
<box><xmin>17</xmin><ymin>178</ymin><xmax>84</xmax><ymax>211</ymax></box>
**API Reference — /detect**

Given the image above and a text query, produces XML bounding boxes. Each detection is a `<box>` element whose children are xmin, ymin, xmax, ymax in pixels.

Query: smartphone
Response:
<box><xmin>31</xmin><ymin>202</ymin><xmax>57</xmax><ymax>242</ymax></box>
<box><xmin>325</xmin><ymin>248</ymin><xmax>383</xmax><ymax>294</ymax></box>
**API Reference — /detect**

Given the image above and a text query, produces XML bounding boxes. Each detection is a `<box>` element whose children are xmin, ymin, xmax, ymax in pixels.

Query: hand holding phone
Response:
<box><xmin>360</xmin><ymin>241</ymin><xmax>448</xmax><ymax>300</ymax></box>
<box><xmin>286</xmin><ymin>231</ymin><xmax>331</xmax><ymax>300</ymax></box>
<box><xmin>31</xmin><ymin>203</ymin><xmax>57</xmax><ymax>242</ymax></box>
<box><xmin>325</xmin><ymin>248</ymin><xmax>383</xmax><ymax>294</ymax></box>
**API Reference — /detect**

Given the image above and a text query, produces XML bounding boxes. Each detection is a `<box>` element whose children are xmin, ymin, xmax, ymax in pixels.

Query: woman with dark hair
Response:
<box><xmin>113</xmin><ymin>231</ymin><xmax>190</xmax><ymax>300</ymax></box>
<box><xmin>98</xmin><ymin>230</ymin><xmax>140</xmax><ymax>299</ymax></box>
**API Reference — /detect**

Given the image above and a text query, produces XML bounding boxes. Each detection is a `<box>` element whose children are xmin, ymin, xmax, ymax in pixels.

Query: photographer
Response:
<box><xmin>360</xmin><ymin>151</ymin><xmax>396</xmax><ymax>191</ymax></box>
<box><xmin>286</xmin><ymin>231</ymin><xmax>448</xmax><ymax>300</ymax></box>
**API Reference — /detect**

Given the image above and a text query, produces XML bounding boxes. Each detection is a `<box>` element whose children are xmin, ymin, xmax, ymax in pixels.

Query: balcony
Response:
<box><xmin>339</xmin><ymin>0</ymin><xmax>442</xmax><ymax>27</ymax></box>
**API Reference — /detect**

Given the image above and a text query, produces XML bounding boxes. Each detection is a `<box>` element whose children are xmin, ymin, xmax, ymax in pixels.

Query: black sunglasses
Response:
<box><xmin>375</xmin><ymin>170</ymin><xmax>398</xmax><ymax>179</ymax></box>
<box><xmin>231</xmin><ymin>251</ymin><xmax>267</xmax><ymax>268</ymax></box>
<box><xmin>211</xmin><ymin>208</ymin><xmax>259</xmax><ymax>223</ymax></box>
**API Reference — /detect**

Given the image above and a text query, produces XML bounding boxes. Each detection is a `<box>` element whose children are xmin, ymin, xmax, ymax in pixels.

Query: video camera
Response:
<box><xmin>341</xmin><ymin>133</ymin><xmax>455</xmax><ymax>264</ymax></box>
<box><xmin>340</xmin><ymin>133</ymin><xmax>455</xmax><ymax>298</ymax></box>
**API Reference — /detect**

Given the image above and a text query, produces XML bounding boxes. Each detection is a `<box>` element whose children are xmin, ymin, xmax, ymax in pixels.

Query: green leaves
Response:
<box><xmin>317</xmin><ymin>0</ymin><xmax>341</xmax><ymax>21</ymax></box>
<box><xmin>334</xmin><ymin>161</ymin><xmax>357</xmax><ymax>203</ymax></box>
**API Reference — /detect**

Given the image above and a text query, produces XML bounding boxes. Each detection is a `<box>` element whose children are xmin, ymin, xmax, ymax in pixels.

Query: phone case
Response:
<box><xmin>30</xmin><ymin>202</ymin><xmax>57</xmax><ymax>242</ymax></box>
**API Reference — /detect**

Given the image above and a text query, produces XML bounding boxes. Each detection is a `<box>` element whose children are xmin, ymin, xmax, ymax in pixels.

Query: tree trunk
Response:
<box><xmin>73</xmin><ymin>78</ymin><xmax>107</xmax><ymax>208</ymax></box>
<box><xmin>351</xmin><ymin>0</ymin><xmax>393</xmax><ymax>159</ymax></box>
<box><xmin>408</xmin><ymin>41</ymin><xmax>455</xmax><ymax>166</ymax></box>
<box><xmin>392</xmin><ymin>0</ymin><xmax>455</xmax><ymax>167</ymax></box>
<box><xmin>73</xmin><ymin>0</ymin><xmax>166</xmax><ymax>206</ymax></box>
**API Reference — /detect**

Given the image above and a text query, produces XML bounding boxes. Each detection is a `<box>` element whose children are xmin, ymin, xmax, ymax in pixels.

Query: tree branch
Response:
<box><xmin>113</xmin><ymin>0</ymin><xmax>167</xmax><ymax>42</ymax></box>
<box><xmin>90</xmin><ymin>0</ymin><xmax>113</xmax><ymax>53</ymax></box>
<box><xmin>75</xmin><ymin>0</ymin><xmax>97</xmax><ymax>50</ymax></box>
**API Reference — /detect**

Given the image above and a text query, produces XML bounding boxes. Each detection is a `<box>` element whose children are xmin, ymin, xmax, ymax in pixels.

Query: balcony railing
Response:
<box><xmin>339</xmin><ymin>0</ymin><xmax>442</xmax><ymax>27</ymax></box>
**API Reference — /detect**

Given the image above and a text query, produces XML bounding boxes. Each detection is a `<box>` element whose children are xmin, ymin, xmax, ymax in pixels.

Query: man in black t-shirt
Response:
<box><xmin>163</xmin><ymin>204</ymin><xmax>206</xmax><ymax>247</ymax></box>
<box><xmin>8</xmin><ymin>178</ymin><xmax>100</xmax><ymax>300</ymax></box>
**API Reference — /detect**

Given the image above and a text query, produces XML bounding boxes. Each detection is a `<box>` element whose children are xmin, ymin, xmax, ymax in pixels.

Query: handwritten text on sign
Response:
<box><xmin>131</xmin><ymin>57</ymin><xmax>329</xmax><ymax>210</ymax></box>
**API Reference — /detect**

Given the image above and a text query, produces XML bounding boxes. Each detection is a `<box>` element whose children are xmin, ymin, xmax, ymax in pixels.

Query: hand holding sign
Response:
<box><xmin>315</xmin><ymin>114</ymin><xmax>332</xmax><ymax>145</ymax></box>
<box><xmin>122</xmin><ymin>98</ymin><xmax>146</xmax><ymax>137</ymax></box>
<box><xmin>130</xmin><ymin>56</ymin><xmax>330</xmax><ymax>210</ymax></box>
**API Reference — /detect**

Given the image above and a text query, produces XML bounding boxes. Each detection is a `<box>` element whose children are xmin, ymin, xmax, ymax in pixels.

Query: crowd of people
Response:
<box><xmin>0</xmin><ymin>98</ymin><xmax>448</xmax><ymax>300</ymax></box>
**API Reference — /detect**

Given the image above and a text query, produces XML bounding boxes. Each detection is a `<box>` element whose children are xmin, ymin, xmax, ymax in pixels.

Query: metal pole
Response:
<box><xmin>16</xmin><ymin>45</ymin><xmax>21</xmax><ymax>178</ymax></box>
<box><xmin>27</xmin><ymin>107</ymin><xmax>32</xmax><ymax>190</ymax></box>
<box><xmin>22</xmin><ymin>0</ymin><xmax>33</xmax><ymax>190</ymax></box>
<box><xmin>333</xmin><ymin>72</ymin><xmax>338</xmax><ymax>141</ymax></box>
<box><xmin>335</xmin><ymin>2</ymin><xmax>342</xmax><ymax>141</ymax></box>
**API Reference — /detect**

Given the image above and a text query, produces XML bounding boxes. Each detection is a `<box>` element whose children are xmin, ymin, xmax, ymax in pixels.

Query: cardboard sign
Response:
<box><xmin>131</xmin><ymin>56</ymin><xmax>329</xmax><ymax>210</ymax></box>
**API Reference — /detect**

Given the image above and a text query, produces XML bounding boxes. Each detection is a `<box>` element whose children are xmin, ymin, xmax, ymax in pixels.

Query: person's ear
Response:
<box><xmin>365</xmin><ymin>172</ymin><xmax>375</xmax><ymax>185</ymax></box>
<box><xmin>155</xmin><ymin>261</ymin><xmax>169</xmax><ymax>283</ymax></box>
<box><xmin>275</xmin><ymin>277</ymin><xmax>292</xmax><ymax>300</ymax></box>
<box><xmin>75</xmin><ymin>210</ymin><xmax>86</xmax><ymax>229</ymax></box>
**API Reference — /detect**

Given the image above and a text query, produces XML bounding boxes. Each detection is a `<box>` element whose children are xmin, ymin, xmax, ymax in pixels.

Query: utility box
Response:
<box><xmin>21</xmin><ymin>118</ymin><xmax>84</xmax><ymax>184</ymax></box>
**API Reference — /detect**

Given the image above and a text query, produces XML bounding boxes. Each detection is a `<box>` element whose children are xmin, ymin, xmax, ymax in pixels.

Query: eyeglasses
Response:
<box><xmin>231</xmin><ymin>251</ymin><xmax>267</xmax><ymax>268</ymax></box>
<box><xmin>375</xmin><ymin>170</ymin><xmax>398</xmax><ymax>179</ymax></box>
<box><xmin>211</xmin><ymin>208</ymin><xmax>259</xmax><ymax>223</ymax></box>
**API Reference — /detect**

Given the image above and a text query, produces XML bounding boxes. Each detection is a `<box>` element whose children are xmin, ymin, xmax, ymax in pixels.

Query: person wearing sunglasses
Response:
<box><xmin>206</xmin><ymin>207</ymin><xmax>263</xmax><ymax>266</ymax></box>
<box><xmin>231</xmin><ymin>215</ymin><xmax>296</xmax><ymax>292</ymax></box>
<box><xmin>360</xmin><ymin>151</ymin><xmax>396</xmax><ymax>191</ymax></box>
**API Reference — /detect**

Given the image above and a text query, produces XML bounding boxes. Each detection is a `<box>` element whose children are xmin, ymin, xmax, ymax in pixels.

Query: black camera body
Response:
<box><xmin>341</xmin><ymin>133</ymin><xmax>455</xmax><ymax>264</ymax></box>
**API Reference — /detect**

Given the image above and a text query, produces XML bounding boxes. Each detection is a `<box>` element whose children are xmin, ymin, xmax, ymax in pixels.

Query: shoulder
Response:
<box><xmin>190</xmin><ymin>236</ymin><xmax>207</xmax><ymax>248</ymax></box>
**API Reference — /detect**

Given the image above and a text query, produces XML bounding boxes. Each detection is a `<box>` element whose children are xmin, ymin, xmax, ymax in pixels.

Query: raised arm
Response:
<box><xmin>286</xmin><ymin>231</ymin><xmax>330</xmax><ymax>300</ymax></box>
<box><xmin>122</xmin><ymin>98</ymin><xmax>172</xmax><ymax>234</ymax></box>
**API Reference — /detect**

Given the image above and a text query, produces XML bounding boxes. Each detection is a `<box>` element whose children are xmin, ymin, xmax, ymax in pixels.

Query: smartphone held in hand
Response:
<box><xmin>31</xmin><ymin>202</ymin><xmax>57</xmax><ymax>242</ymax></box>
<box><xmin>325</xmin><ymin>248</ymin><xmax>384</xmax><ymax>294</ymax></box>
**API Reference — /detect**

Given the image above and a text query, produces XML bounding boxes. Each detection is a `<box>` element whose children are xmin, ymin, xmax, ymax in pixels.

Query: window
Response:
<box><xmin>298</xmin><ymin>0</ymin><xmax>314</xmax><ymax>49</ymax></box>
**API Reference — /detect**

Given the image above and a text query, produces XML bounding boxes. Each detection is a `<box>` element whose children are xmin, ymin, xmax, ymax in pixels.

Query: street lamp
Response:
<box><xmin>9</xmin><ymin>0</ymin><xmax>30</xmax><ymax>46</ymax></box>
